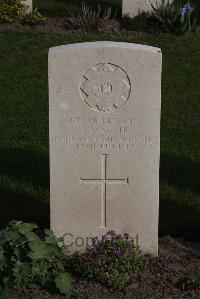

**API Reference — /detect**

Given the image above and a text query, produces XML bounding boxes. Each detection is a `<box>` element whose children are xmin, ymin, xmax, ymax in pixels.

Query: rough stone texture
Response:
<box><xmin>122</xmin><ymin>0</ymin><xmax>172</xmax><ymax>18</ymax></box>
<box><xmin>49</xmin><ymin>41</ymin><xmax>162</xmax><ymax>256</ymax></box>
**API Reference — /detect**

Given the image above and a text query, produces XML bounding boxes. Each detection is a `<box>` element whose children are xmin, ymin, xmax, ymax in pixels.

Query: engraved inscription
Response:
<box><xmin>50</xmin><ymin>116</ymin><xmax>159</xmax><ymax>151</ymax></box>
<box><xmin>70</xmin><ymin>117</ymin><xmax>138</xmax><ymax>126</ymax></box>
<box><xmin>80</xmin><ymin>154</ymin><xmax>129</xmax><ymax>227</ymax></box>
<box><xmin>80</xmin><ymin>63</ymin><xmax>131</xmax><ymax>112</ymax></box>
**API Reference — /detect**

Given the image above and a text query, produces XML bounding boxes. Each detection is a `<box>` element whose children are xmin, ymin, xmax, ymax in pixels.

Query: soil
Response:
<box><xmin>1</xmin><ymin>17</ymin><xmax>198</xmax><ymax>38</ymax></box>
<box><xmin>8</xmin><ymin>236</ymin><xmax>200</xmax><ymax>299</ymax></box>
<box><xmin>0</xmin><ymin>17</ymin><xmax>150</xmax><ymax>37</ymax></box>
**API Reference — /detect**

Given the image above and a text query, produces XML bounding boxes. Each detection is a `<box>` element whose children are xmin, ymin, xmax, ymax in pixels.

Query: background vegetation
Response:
<box><xmin>33</xmin><ymin>0</ymin><xmax>200</xmax><ymax>19</ymax></box>
<box><xmin>33</xmin><ymin>0</ymin><xmax>122</xmax><ymax>16</ymax></box>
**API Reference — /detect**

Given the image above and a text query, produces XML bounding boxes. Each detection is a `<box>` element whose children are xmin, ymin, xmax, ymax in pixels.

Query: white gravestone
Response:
<box><xmin>23</xmin><ymin>0</ymin><xmax>32</xmax><ymax>13</ymax></box>
<box><xmin>49</xmin><ymin>42</ymin><xmax>162</xmax><ymax>256</ymax></box>
<box><xmin>123</xmin><ymin>0</ymin><xmax>172</xmax><ymax>18</ymax></box>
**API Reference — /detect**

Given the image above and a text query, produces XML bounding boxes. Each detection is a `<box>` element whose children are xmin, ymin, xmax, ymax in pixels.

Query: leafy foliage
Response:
<box><xmin>68</xmin><ymin>230</ymin><xmax>143</xmax><ymax>289</ymax></box>
<box><xmin>55</xmin><ymin>272</ymin><xmax>72</xmax><ymax>296</ymax></box>
<box><xmin>121</xmin><ymin>12</ymin><xmax>161</xmax><ymax>33</ymax></box>
<box><xmin>151</xmin><ymin>0</ymin><xmax>199</xmax><ymax>33</ymax></box>
<box><xmin>0</xmin><ymin>221</ymin><xmax>72</xmax><ymax>296</ymax></box>
<box><xmin>22</xmin><ymin>7</ymin><xmax>46</xmax><ymax>25</ymax></box>
<box><xmin>0</xmin><ymin>0</ymin><xmax>25</xmax><ymax>23</ymax></box>
<box><xmin>66</xmin><ymin>0</ymin><xmax>117</xmax><ymax>32</ymax></box>
<box><xmin>0</xmin><ymin>0</ymin><xmax>45</xmax><ymax>24</ymax></box>
<box><xmin>180</xmin><ymin>275</ymin><xmax>200</xmax><ymax>291</ymax></box>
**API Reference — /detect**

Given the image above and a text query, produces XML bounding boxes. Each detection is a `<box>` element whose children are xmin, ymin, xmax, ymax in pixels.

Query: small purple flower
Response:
<box><xmin>102</xmin><ymin>234</ymin><xmax>107</xmax><ymax>241</ymax></box>
<box><xmin>127</xmin><ymin>248</ymin><xmax>132</xmax><ymax>255</ymax></box>
<box><xmin>179</xmin><ymin>2</ymin><xmax>193</xmax><ymax>16</ymax></box>
<box><xmin>179</xmin><ymin>7</ymin><xmax>186</xmax><ymax>16</ymax></box>
<box><xmin>184</xmin><ymin>2</ymin><xmax>193</xmax><ymax>13</ymax></box>
<box><xmin>90</xmin><ymin>245</ymin><xmax>99</xmax><ymax>256</ymax></box>
<box><xmin>123</xmin><ymin>233</ymin><xmax>129</xmax><ymax>240</ymax></box>
<box><xmin>113</xmin><ymin>247</ymin><xmax>122</xmax><ymax>257</ymax></box>
<box><xmin>106</xmin><ymin>230</ymin><xmax>116</xmax><ymax>237</ymax></box>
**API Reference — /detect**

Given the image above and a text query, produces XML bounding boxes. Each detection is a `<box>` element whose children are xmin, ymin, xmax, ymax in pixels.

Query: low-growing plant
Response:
<box><xmin>22</xmin><ymin>7</ymin><xmax>46</xmax><ymax>25</ymax></box>
<box><xmin>68</xmin><ymin>230</ymin><xmax>143</xmax><ymax>289</ymax></box>
<box><xmin>0</xmin><ymin>0</ymin><xmax>45</xmax><ymax>24</ymax></box>
<box><xmin>151</xmin><ymin>0</ymin><xmax>199</xmax><ymax>33</ymax></box>
<box><xmin>121</xmin><ymin>13</ymin><xmax>162</xmax><ymax>33</ymax></box>
<box><xmin>0</xmin><ymin>0</ymin><xmax>25</xmax><ymax>23</ymax></box>
<box><xmin>66</xmin><ymin>0</ymin><xmax>117</xmax><ymax>32</ymax></box>
<box><xmin>178</xmin><ymin>2</ymin><xmax>199</xmax><ymax>33</ymax></box>
<box><xmin>180</xmin><ymin>275</ymin><xmax>200</xmax><ymax>291</ymax></box>
<box><xmin>0</xmin><ymin>221</ymin><xmax>72</xmax><ymax>296</ymax></box>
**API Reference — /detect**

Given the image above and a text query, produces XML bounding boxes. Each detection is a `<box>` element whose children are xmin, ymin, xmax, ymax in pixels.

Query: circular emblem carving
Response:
<box><xmin>80</xmin><ymin>63</ymin><xmax>131</xmax><ymax>112</ymax></box>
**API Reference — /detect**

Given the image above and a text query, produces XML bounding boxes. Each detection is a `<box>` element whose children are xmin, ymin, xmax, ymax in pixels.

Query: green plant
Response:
<box><xmin>121</xmin><ymin>13</ymin><xmax>161</xmax><ymax>33</ymax></box>
<box><xmin>178</xmin><ymin>1</ymin><xmax>199</xmax><ymax>33</ymax></box>
<box><xmin>151</xmin><ymin>0</ymin><xmax>198</xmax><ymax>33</ymax></box>
<box><xmin>151</xmin><ymin>0</ymin><xmax>179</xmax><ymax>32</ymax></box>
<box><xmin>22</xmin><ymin>7</ymin><xmax>46</xmax><ymax>25</ymax></box>
<box><xmin>0</xmin><ymin>221</ymin><xmax>72</xmax><ymax>296</ymax></box>
<box><xmin>0</xmin><ymin>0</ymin><xmax>25</xmax><ymax>23</ymax></box>
<box><xmin>0</xmin><ymin>0</ymin><xmax>44</xmax><ymax>24</ymax></box>
<box><xmin>66</xmin><ymin>0</ymin><xmax>117</xmax><ymax>32</ymax></box>
<box><xmin>180</xmin><ymin>275</ymin><xmax>200</xmax><ymax>291</ymax></box>
<box><xmin>68</xmin><ymin>230</ymin><xmax>143</xmax><ymax>289</ymax></box>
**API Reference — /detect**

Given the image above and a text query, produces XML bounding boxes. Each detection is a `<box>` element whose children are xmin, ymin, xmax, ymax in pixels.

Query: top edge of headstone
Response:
<box><xmin>49</xmin><ymin>41</ymin><xmax>161</xmax><ymax>55</ymax></box>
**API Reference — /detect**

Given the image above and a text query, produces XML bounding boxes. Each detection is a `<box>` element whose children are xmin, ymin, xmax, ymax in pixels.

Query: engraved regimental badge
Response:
<box><xmin>80</xmin><ymin>63</ymin><xmax>131</xmax><ymax>112</ymax></box>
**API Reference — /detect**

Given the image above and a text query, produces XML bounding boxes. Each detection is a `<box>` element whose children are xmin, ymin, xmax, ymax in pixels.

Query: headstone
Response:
<box><xmin>49</xmin><ymin>41</ymin><xmax>161</xmax><ymax>256</ymax></box>
<box><xmin>23</xmin><ymin>0</ymin><xmax>32</xmax><ymax>13</ymax></box>
<box><xmin>123</xmin><ymin>0</ymin><xmax>171</xmax><ymax>18</ymax></box>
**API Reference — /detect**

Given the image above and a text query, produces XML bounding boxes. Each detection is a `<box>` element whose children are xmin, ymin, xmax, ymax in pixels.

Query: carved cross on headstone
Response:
<box><xmin>80</xmin><ymin>154</ymin><xmax>129</xmax><ymax>228</ymax></box>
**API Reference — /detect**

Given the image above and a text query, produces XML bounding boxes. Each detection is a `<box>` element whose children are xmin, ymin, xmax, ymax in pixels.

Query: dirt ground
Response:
<box><xmin>1</xmin><ymin>17</ymin><xmax>198</xmax><ymax>38</ymax></box>
<box><xmin>0</xmin><ymin>17</ymin><xmax>148</xmax><ymax>36</ymax></box>
<box><xmin>8</xmin><ymin>236</ymin><xmax>200</xmax><ymax>299</ymax></box>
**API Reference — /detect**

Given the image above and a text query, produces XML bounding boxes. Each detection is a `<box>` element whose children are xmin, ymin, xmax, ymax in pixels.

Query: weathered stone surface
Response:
<box><xmin>24</xmin><ymin>0</ymin><xmax>32</xmax><ymax>13</ymax></box>
<box><xmin>49</xmin><ymin>41</ymin><xmax>162</xmax><ymax>256</ymax></box>
<box><xmin>122</xmin><ymin>0</ymin><xmax>171</xmax><ymax>18</ymax></box>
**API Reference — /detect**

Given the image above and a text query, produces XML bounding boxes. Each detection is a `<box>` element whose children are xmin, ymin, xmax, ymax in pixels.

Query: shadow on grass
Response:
<box><xmin>0</xmin><ymin>147</ymin><xmax>49</xmax><ymax>189</ymax></box>
<box><xmin>160</xmin><ymin>153</ymin><xmax>200</xmax><ymax>194</ymax></box>
<box><xmin>160</xmin><ymin>195</ymin><xmax>200</xmax><ymax>241</ymax></box>
<box><xmin>0</xmin><ymin>148</ymin><xmax>199</xmax><ymax>240</ymax></box>
<box><xmin>160</xmin><ymin>153</ymin><xmax>200</xmax><ymax>241</ymax></box>
<box><xmin>0</xmin><ymin>184</ymin><xmax>50</xmax><ymax>229</ymax></box>
<box><xmin>0</xmin><ymin>147</ymin><xmax>49</xmax><ymax>229</ymax></box>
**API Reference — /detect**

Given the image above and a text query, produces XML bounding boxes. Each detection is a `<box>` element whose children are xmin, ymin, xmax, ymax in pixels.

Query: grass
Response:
<box><xmin>33</xmin><ymin>0</ymin><xmax>122</xmax><ymax>17</ymax></box>
<box><xmin>0</xmin><ymin>32</ymin><xmax>199</xmax><ymax>240</ymax></box>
